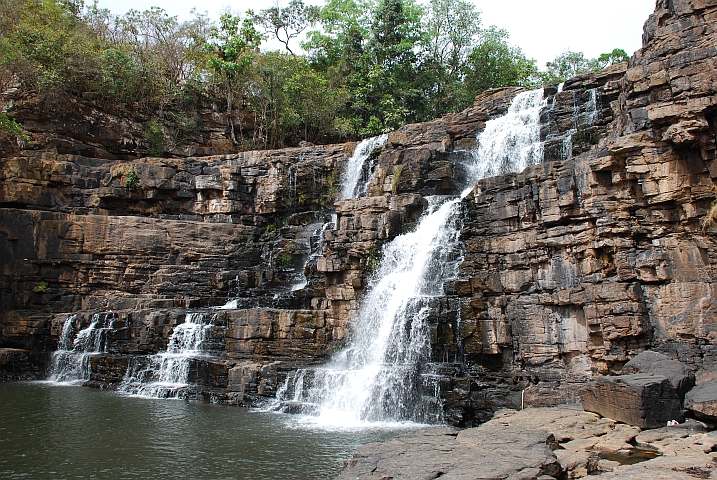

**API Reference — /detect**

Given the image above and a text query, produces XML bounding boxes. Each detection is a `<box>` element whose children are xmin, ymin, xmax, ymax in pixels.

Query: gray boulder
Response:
<box><xmin>622</xmin><ymin>351</ymin><xmax>695</xmax><ymax>401</ymax></box>
<box><xmin>580</xmin><ymin>374</ymin><xmax>684</xmax><ymax>429</ymax></box>
<box><xmin>685</xmin><ymin>377</ymin><xmax>717</xmax><ymax>423</ymax></box>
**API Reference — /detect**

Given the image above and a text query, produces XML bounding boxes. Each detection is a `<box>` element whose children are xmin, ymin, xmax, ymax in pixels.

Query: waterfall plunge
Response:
<box><xmin>279</xmin><ymin>89</ymin><xmax>547</xmax><ymax>427</ymax></box>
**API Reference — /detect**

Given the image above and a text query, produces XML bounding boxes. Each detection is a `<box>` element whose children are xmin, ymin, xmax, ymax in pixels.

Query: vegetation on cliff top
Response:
<box><xmin>0</xmin><ymin>0</ymin><xmax>628</xmax><ymax>152</ymax></box>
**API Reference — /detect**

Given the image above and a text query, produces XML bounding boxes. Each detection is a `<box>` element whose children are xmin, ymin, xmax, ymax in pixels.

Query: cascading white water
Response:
<box><xmin>49</xmin><ymin>313</ymin><xmax>114</xmax><ymax>383</ymax></box>
<box><xmin>465</xmin><ymin>89</ymin><xmax>547</xmax><ymax>186</ymax></box>
<box><xmin>290</xmin><ymin>197</ymin><xmax>463</xmax><ymax>426</ymax></box>
<box><xmin>119</xmin><ymin>313</ymin><xmax>213</xmax><ymax>398</ymax></box>
<box><xmin>339</xmin><ymin>134</ymin><xmax>388</xmax><ymax>200</ymax></box>
<box><xmin>280</xmin><ymin>89</ymin><xmax>547</xmax><ymax>427</ymax></box>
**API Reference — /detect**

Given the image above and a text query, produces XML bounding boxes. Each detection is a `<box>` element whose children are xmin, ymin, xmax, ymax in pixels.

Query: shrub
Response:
<box><xmin>274</xmin><ymin>252</ymin><xmax>293</xmax><ymax>269</ymax></box>
<box><xmin>33</xmin><ymin>281</ymin><xmax>49</xmax><ymax>293</ymax></box>
<box><xmin>124</xmin><ymin>169</ymin><xmax>140</xmax><ymax>189</ymax></box>
<box><xmin>144</xmin><ymin>118</ymin><xmax>165</xmax><ymax>157</ymax></box>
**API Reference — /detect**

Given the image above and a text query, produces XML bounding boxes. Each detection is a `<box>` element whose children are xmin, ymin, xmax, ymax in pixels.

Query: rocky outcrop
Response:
<box><xmin>623</xmin><ymin>350</ymin><xmax>696</xmax><ymax>400</ymax></box>
<box><xmin>579</xmin><ymin>374</ymin><xmax>684</xmax><ymax>428</ymax></box>
<box><xmin>337</xmin><ymin>406</ymin><xmax>717</xmax><ymax>479</ymax></box>
<box><xmin>1</xmin><ymin>88</ymin><xmax>260</xmax><ymax>159</ymax></box>
<box><xmin>685</xmin><ymin>378</ymin><xmax>717</xmax><ymax>422</ymax></box>
<box><xmin>445</xmin><ymin>0</ymin><xmax>717</xmax><ymax>419</ymax></box>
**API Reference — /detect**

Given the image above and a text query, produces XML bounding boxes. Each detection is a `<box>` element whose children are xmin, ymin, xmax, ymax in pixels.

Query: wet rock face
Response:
<box><xmin>0</xmin><ymin>146</ymin><xmax>344</xmax><ymax>345</ymax></box>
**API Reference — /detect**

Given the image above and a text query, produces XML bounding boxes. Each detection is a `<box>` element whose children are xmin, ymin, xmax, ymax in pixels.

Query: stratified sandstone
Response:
<box><xmin>447</xmin><ymin>0</ymin><xmax>717</xmax><ymax>419</ymax></box>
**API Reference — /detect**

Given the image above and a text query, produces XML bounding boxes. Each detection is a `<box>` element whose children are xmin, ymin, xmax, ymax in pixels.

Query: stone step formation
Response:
<box><xmin>1</xmin><ymin>0</ymin><xmax>717</xmax><ymax>429</ymax></box>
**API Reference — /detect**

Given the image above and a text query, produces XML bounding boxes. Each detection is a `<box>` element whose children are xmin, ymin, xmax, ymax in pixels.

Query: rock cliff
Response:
<box><xmin>1</xmin><ymin>0</ymin><xmax>716</xmax><ymax>426</ymax></box>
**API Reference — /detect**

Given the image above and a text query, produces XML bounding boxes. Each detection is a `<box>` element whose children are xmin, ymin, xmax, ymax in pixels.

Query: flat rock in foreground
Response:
<box><xmin>337</xmin><ymin>407</ymin><xmax>717</xmax><ymax>479</ymax></box>
<box><xmin>336</xmin><ymin>422</ymin><xmax>562</xmax><ymax>480</ymax></box>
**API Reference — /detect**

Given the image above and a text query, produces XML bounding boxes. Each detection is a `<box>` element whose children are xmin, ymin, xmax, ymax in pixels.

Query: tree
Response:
<box><xmin>423</xmin><ymin>0</ymin><xmax>480</xmax><ymax>77</ymax></box>
<box><xmin>284</xmin><ymin>60</ymin><xmax>350</xmax><ymax>142</ymax></box>
<box><xmin>421</xmin><ymin>0</ymin><xmax>481</xmax><ymax>115</ymax></box>
<box><xmin>0</xmin><ymin>0</ymin><xmax>103</xmax><ymax>99</ymax></box>
<box><xmin>540</xmin><ymin>50</ymin><xmax>594</xmax><ymax>85</ymax></box>
<box><xmin>249</xmin><ymin>0</ymin><xmax>319</xmax><ymax>55</ymax></box>
<box><xmin>462</xmin><ymin>27</ymin><xmax>538</xmax><ymax>102</ymax></box>
<box><xmin>201</xmin><ymin>13</ymin><xmax>262</xmax><ymax>144</ymax></box>
<box><xmin>595</xmin><ymin>48</ymin><xmax>630</xmax><ymax>69</ymax></box>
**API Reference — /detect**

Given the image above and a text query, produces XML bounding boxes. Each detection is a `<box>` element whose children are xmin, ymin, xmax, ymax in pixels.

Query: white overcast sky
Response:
<box><xmin>95</xmin><ymin>0</ymin><xmax>657</xmax><ymax>67</ymax></box>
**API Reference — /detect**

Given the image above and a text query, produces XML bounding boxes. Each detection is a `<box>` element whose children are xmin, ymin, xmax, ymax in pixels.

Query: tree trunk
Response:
<box><xmin>226</xmin><ymin>78</ymin><xmax>238</xmax><ymax>145</ymax></box>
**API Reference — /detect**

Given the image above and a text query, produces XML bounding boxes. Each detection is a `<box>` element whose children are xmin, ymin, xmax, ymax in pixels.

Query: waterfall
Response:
<box><xmin>285</xmin><ymin>135</ymin><xmax>386</xmax><ymax>294</ymax></box>
<box><xmin>339</xmin><ymin>134</ymin><xmax>388</xmax><ymax>200</ymax></box>
<box><xmin>49</xmin><ymin>313</ymin><xmax>115</xmax><ymax>383</ymax></box>
<box><xmin>464</xmin><ymin>89</ymin><xmax>546</xmax><ymax>185</ymax></box>
<box><xmin>119</xmin><ymin>313</ymin><xmax>214</xmax><ymax>398</ymax></box>
<box><xmin>552</xmin><ymin>87</ymin><xmax>600</xmax><ymax>161</ymax></box>
<box><xmin>279</xmin><ymin>89</ymin><xmax>547</xmax><ymax>427</ymax></box>
<box><xmin>290</xmin><ymin>219</ymin><xmax>334</xmax><ymax>291</ymax></box>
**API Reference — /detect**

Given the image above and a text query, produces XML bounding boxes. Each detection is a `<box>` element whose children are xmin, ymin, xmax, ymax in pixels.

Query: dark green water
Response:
<box><xmin>0</xmin><ymin>382</ymin><xmax>408</xmax><ymax>479</ymax></box>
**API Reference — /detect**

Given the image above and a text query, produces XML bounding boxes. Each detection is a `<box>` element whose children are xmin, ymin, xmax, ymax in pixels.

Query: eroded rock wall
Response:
<box><xmin>452</xmin><ymin>0</ymin><xmax>717</xmax><ymax>414</ymax></box>
<box><xmin>0</xmin><ymin>146</ymin><xmax>346</xmax><ymax>349</ymax></box>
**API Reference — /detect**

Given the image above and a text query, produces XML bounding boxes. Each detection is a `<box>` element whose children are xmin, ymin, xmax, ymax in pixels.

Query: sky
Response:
<box><xmin>96</xmin><ymin>0</ymin><xmax>657</xmax><ymax>67</ymax></box>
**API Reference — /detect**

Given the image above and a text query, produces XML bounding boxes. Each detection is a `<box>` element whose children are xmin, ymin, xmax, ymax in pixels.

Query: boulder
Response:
<box><xmin>580</xmin><ymin>374</ymin><xmax>684</xmax><ymax>428</ymax></box>
<box><xmin>622</xmin><ymin>351</ymin><xmax>695</xmax><ymax>401</ymax></box>
<box><xmin>684</xmin><ymin>378</ymin><xmax>717</xmax><ymax>423</ymax></box>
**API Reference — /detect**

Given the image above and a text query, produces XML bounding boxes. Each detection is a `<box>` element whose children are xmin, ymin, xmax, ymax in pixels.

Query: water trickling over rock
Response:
<box><xmin>119</xmin><ymin>313</ymin><xmax>218</xmax><ymax>398</ymax></box>
<box><xmin>49</xmin><ymin>313</ymin><xmax>116</xmax><ymax>383</ymax></box>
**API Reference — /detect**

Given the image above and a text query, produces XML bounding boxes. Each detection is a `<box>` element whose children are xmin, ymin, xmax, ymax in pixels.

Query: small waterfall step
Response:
<box><xmin>119</xmin><ymin>312</ymin><xmax>225</xmax><ymax>399</ymax></box>
<box><xmin>340</xmin><ymin>134</ymin><xmax>388</xmax><ymax>200</ymax></box>
<box><xmin>49</xmin><ymin>313</ymin><xmax>121</xmax><ymax>384</ymax></box>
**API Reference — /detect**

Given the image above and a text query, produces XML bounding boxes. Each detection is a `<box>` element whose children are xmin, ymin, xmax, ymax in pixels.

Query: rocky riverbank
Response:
<box><xmin>336</xmin><ymin>406</ymin><xmax>717</xmax><ymax>479</ymax></box>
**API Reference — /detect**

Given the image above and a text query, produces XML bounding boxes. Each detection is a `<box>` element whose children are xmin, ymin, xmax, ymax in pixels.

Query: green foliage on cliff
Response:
<box><xmin>540</xmin><ymin>48</ymin><xmax>630</xmax><ymax>84</ymax></box>
<box><xmin>124</xmin><ymin>169</ymin><xmax>140</xmax><ymax>190</ymax></box>
<box><xmin>0</xmin><ymin>113</ymin><xmax>24</xmax><ymax>140</ymax></box>
<box><xmin>274</xmin><ymin>252</ymin><xmax>294</xmax><ymax>269</ymax></box>
<box><xmin>0</xmin><ymin>0</ymin><xmax>630</xmax><ymax>150</ymax></box>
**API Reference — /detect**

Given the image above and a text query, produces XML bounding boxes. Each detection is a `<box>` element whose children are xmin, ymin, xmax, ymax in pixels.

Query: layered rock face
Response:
<box><xmin>449</xmin><ymin>0</ymin><xmax>717</xmax><ymax>416</ymax></box>
<box><xmin>1</xmin><ymin>0</ymin><xmax>716</xmax><ymax>426</ymax></box>
<box><xmin>0</xmin><ymin>146</ymin><xmax>348</xmax><ymax>374</ymax></box>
